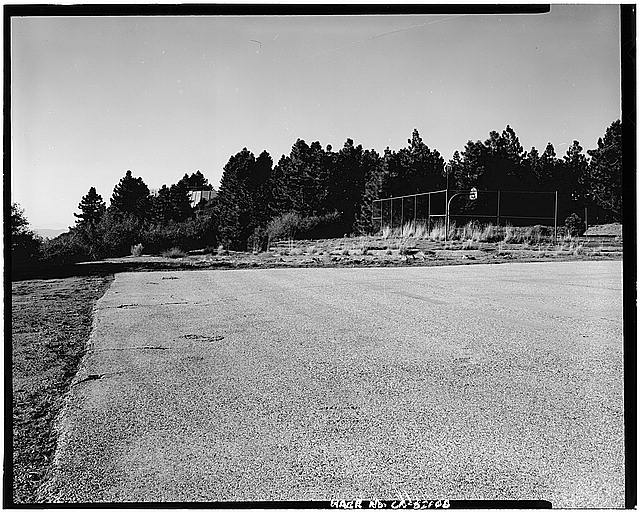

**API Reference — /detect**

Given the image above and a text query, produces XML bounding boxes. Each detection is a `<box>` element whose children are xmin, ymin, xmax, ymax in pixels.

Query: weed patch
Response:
<box><xmin>162</xmin><ymin>247</ymin><xmax>186</xmax><ymax>259</ymax></box>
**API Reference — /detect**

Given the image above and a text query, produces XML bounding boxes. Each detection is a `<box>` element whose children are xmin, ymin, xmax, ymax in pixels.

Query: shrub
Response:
<box><xmin>11</xmin><ymin>203</ymin><xmax>44</xmax><ymax>268</ymax></box>
<box><xmin>266</xmin><ymin>212</ymin><xmax>301</xmax><ymax>244</ymax></box>
<box><xmin>97</xmin><ymin>212</ymin><xmax>145</xmax><ymax>257</ymax></box>
<box><xmin>504</xmin><ymin>224</ymin><xmax>518</xmax><ymax>243</ymax></box>
<box><xmin>162</xmin><ymin>247</ymin><xmax>186</xmax><ymax>259</ymax></box>
<box><xmin>266</xmin><ymin>211</ymin><xmax>343</xmax><ymax>244</ymax></box>
<box><xmin>141</xmin><ymin>215</ymin><xmax>218</xmax><ymax>255</ymax></box>
<box><xmin>299</xmin><ymin>211</ymin><xmax>343</xmax><ymax>239</ymax></box>
<box><xmin>565</xmin><ymin>213</ymin><xmax>585</xmax><ymax>237</ymax></box>
<box><xmin>40</xmin><ymin>229</ymin><xmax>94</xmax><ymax>265</ymax></box>
<box><xmin>526</xmin><ymin>225</ymin><xmax>544</xmax><ymax>244</ymax></box>
<box><xmin>130</xmin><ymin>243</ymin><xmax>144</xmax><ymax>256</ymax></box>
<box><xmin>247</xmin><ymin>227</ymin><xmax>268</xmax><ymax>253</ymax></box>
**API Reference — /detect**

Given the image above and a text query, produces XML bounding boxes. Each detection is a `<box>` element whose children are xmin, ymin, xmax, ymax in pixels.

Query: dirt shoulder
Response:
<box><xmin>10</xmin><ymin>275</ymin><xmax>113</xmax><ymax>505</ymax></box>
<box><xmin>89</xmin><ymin>234</ymin><xmax>623</xmax><ymax>273</ymax></box>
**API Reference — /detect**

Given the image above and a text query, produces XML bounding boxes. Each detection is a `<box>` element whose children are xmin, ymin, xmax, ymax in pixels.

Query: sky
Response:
<box><xmin>11</xmin><ymin>6</ymin><xmax>621</xmax><ymax>229</ymax></box>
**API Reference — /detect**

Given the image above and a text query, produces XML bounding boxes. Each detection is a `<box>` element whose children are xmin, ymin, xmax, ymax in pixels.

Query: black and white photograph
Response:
<box><xmin>6</xmin><ymin>4</ymin><xmax>634</xmax><ymax>508</ymax></box>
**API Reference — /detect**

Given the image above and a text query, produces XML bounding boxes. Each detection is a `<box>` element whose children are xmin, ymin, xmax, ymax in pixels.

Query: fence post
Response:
<box><xmin>401</xmin><ymin>197</ymin><xmax>404</xmax><ymax>227</ymax></box>
<box><xmin>414</xmin><ymin>195</ymin><xmax>417</xmax><ymax>224</ymax></box>
<box><xmin>554</xmin><ymin>190</ymin><xmax>558</xmax><ymax>243</ymax></box>
<box><xmin>390</xmin><ymin>198</ymin><xmax>393</xmax><ymax>231</ymax></box>
<box><xmin>428</xmin><ymin>193</ymin><xmax>431</xmax><ymax>231</ymax></box>
<box><xmin>445</xmin><ymin>189</ymin><xmax>449</xmax><ymax>241</ymax></box>
<box><xmin>371</xmin><ymin>201</ymin><xmax>374</xmax><ymax>233</ymax></box>
<box><xmin>585</xmin><ymin>206</ymin><xmax>588</xmax><ymax>233</ymax></box>
<box><xmin>496</xmin><ymin>190</ymin><xmax>501</xmax><ymax>226</ymax></box>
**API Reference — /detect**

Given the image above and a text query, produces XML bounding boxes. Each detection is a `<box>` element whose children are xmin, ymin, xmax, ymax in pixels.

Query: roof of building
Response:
<box><xmin>189</xmin><ymin>189</ymin><xmax>217</xmax><ymax>207</ymax></box>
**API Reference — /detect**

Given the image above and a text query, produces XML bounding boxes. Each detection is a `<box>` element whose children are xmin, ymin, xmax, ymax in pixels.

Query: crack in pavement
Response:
<box><xmin>71</xmin><ymin>370</ymin><xmax>127</xmax><ymax>387</ymax></box>
<box><xmin>93</xmin><ymin>346</ymin><xmax>170</xmax><ymax>352</ymax></box>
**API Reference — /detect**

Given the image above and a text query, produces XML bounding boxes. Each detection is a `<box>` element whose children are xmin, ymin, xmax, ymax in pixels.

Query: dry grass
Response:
<box><xmin>162</xmin><ymin>247</ymin><xmax>186</xmax><ymax>259</ymax></box>
<box><xmin>381</xmin><ymin>221</ymin><xmax>431</xmax><ymax>240</ymax></box>
<box><xmin>429</xmin><ymin>223</ymin><xmax>447</xmax><ymax>241</ymax></box>
<box><xmin>462</xmin><ymin>239</ymin><xmax>478</xmax><ymax>250</ymax></box>
<box><xmin>130</xmin><ymin>243</ymin><xmax>144</xmax><ymax>257</ymax></box>
<box><xmin>572</xmin><ymin>243</ymin><xmax>587</xmax><ymax>256</ymax></box>
<box><xmin>12</xmin><ymin>275</ymin><xmax>114</xmax><ymax>503</ymax></box>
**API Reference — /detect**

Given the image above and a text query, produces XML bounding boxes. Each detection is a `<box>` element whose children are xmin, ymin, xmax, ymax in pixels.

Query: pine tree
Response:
<box><xmin>328</xmin><ymin>138</ymin><xmax>369</xmax><ymax>234</ymax></box>
<box><xmin>522</xmin><ymin>147</ymin><xmax>541</xmax><ymax>189</ymax></box>
<box><xmin>562</xmin><ymin>140</ymin><xmax>589</xmax><ymax>203</ymax></box>
<box><xmin>453</xmin><ymin>140</ymin><xmax>486</xmax><ymax>190</ymax></box>
<box><xmin>110</xmin><ymin>170</ymin><xmax>152</xmax><ymax>220</ymax></box>
<box><xmin>168</xmin><ymin>182</ymin><xmax>193</xmax><ymax>221</ymax></box>
<box><xmin>151</xmin><ymin>185</ymin><xmax>172</xmax><ymax>223</ymax></box>
<box><xmin>354</xmin><ymin>148</ymin><xmax>385</xmax><ymax>234</ymax></box>
<box><xmin>74</xmin><ymin>187</ymin><xmax>106</xmax><ymax>229</ymax></box>
<box><xmin>216</xmin><ymin>148</ymin><xmax>273</xmax><ymax>249</ymax></box>
<box><xmin>177</xmin><ymin>170</ymin><xmax>213</xmax><ymax>191</ymax></box>
<box><xmin>537</xmin><ymin>143</ymin><xmax>558</xmax><ymax>187</ymax></box>
<box><xmin>403</xmin><ymin>129</ymin><xmax>445</xmax><ymax>193</ymax></box>
<box><xmin>586</xmin><ymin>120</ymin><xmax>622</xmax><ymax>221</ymax></box>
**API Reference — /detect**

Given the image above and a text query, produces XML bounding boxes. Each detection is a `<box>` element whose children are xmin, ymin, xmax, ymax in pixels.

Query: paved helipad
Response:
<box><xmin>40</xmin><ymin>261</ymin><xmax>624</xmax><ymax>506</ymax></box>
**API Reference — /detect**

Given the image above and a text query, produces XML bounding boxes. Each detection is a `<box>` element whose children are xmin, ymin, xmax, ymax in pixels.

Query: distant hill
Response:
<box><xmin>33</xmin><ymin>228</ymin><xmax>67</xmax><ymax>239</ymax></box>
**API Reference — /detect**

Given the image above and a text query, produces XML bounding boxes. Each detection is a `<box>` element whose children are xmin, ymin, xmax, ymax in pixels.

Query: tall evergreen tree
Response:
<box><xmin>74</xmin><ymin>187</ymin><xmax>106</xmax><ymax>230</ymax></box>
<box><xmin>177</xmin><ymin>170</ymin><xmax>213</xmax><ymax>191</ymax></box>
<box><xmin>354</xmin><ymin>148</ymin><xmax>384</xmax><ymax>234</ymax></box>
<box><xmin>151</xmin><ymin>185</ymin><xmax>172</xmax><ymax>223</ymax></box>
<box><xmin>269</xmin><ymin>139</ymin><xmax>332</xmax><ymax>218</ymax></box>
<box><xmin>449</xmin><ymin>140</ymin><xmax>486</xmax><ymax>190</ymax></box>
<box><xmin>400</xmin><ymin>129</ymin><xmax>446</xmax><ymax>193</ymax></box>
<box><xmin>168</xmin><ymin>181</ymin><xmax>193</xmax><ymax>221</ymax></box>
<box><xmin>481</xmin><ymin>126</ymin><xmax>529</xmax><ymax>189</ymax></box>
<box><xmin>586</xmin><ymin>120</ymin><xmax>622</xmax><ymax>221</ymax></box>
<box><xmin>562</xmin><ymin>140</ymin><xmax>589</xmax><ymax>204</ymax></box>
<box><xmin>249</xmin><ymin>150</ymin><xmax>275</xmax><ymax>229</ymax></box>
<box><xmin>216</xmin><ymin>148</ymin><xmax>273</xmax><ymax>248</ymax></box>
<box><xmin>110</xmin><ymin>170</ymin><xmax>152</xmax><ymax>220</ymax></box>
<box><xmin>328</xmin><ymin>138</ymin><xmax>370</xmax><ymax>233</ymax></box>
<box><xmin>522</xmin><ymin>147</ymin><xmax>541</xmax><ymax>189</ymax></box>
<box><xmin>537</xmin><ymin>142</ymin><xmax>559</xmax><ymax>187</ymax></box>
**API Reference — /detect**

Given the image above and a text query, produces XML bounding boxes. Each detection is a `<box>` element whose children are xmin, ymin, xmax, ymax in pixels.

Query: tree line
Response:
<box><xmin>11</xmin><ymin>119</ymin><xmax>622</xmax><ymax>267</ymax></box>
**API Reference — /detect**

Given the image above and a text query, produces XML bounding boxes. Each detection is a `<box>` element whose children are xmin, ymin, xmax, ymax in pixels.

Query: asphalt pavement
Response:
<box><xmin>38</xmin><ymin>261</ymin><xmax>624</xmax><ymax>506</ymax></box>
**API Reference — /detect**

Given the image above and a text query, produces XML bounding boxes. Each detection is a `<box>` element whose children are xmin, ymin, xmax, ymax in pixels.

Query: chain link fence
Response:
<box><xmin>372</xmin><ymin>189</ymin><xmax>558</xmax><ymax>239</ymax></box>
